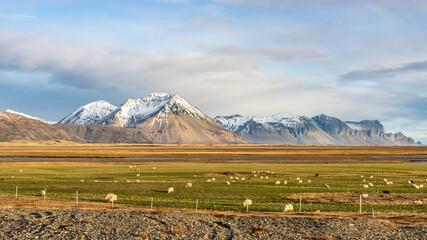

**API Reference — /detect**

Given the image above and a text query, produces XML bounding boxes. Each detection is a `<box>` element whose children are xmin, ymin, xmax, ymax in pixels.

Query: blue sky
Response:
<box><xmin>0</xmin><ymin>0</ymin><xmax>426</xmax><ymax>143</ymax></box>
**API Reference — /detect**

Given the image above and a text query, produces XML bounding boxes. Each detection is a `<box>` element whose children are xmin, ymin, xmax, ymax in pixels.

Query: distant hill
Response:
<box><xmin>0</xmin><ymin>110</ymin><xmax>84</xmax><ymax>143</ymax></box>
<box><xmin>215</xmin><ymin>113</ymin><xmax>419</xmax><ymax>145</ymax></box>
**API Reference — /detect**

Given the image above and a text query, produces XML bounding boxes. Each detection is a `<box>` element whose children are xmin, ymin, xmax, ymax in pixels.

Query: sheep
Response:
<box><xmin>243</xmin><ymin>198</ymin><xmax>252</xmax><ymax>207</ymax></box>
<box><xmin>414</xmin><ymin>200</ymin><xmax>423</xmax><ymax>205</ymax></box>
<box><xmin>260</xmin><ymin>176</ymin><xmax>264</xmax><ymax>179</ymax></box>
<box><xmin>360</xmin><ymin>175</ymin><xmax>364</xmax><ymax>178</ymax></box>
<box><xmin>283</xmin><ymin>180</ymin><xmax>287</xmax><ymax>185</ymax></box>
<box><xmin>275</xmin><ymin>181</ymin><xmax>281</xmax><ymax>185</ymax></box>
<box><xmin>129</xmin><ymin>165</ymin><xmax>133</xmax><ymax>169</ymax></box>
<box><xmin>153</xmin><ymin>167</ymin><xmax>156</xmax><ymax>170</ymax></box>
<box><xmin>80</xmin><ymin>180</ymin><xmax>85</xmax><ymax>182</ymax></box>
<box><xmin>230</xmin><ymin>176</ymin><xmax>234</xmax><ymax>179</ymax></box>
<box><xmin>324</xmin><ymin>184</ymin><xmax>330</xmax><ymax>188</ymax></box>
<box><xmin>298</xmin><ymin>180</ymin><xmax>303</xmax><ymax>184</ymax></box>
<box><xmin>235</xmin><ymin>177</ymin><xmax>239</xmax><ymax>180</ymax></box>
<box><xmin>362</xmin><ymin>194</ymin><xmax>368</xmax><ymax>198</ymax></box>
<box><xmin>168</xmin><ymin>187</ymin><xmax>174</xmax><ymax>193</ymax></box>
<box><xmin>19</xmin><ymin>170</ymin><xmax>23</xmax><ymax>173</ymax></box>
<box><xmin>307</xmin><ymin>180</ymin><xmax>312</xmax><ymax>183</ymax></box>
<box><xmin>136</xmin><ymin>180</ymin><xmax>141</xmax><ymax>182</ymax></box>
<box><xmin>265</xmin><ymin>176</ymin><xmax>269</xmax><ymax>179</ymax></box>
<box><xmin>363</xmin><ymin>179</ymin><xmax>366</xmax><ymax>182</ymax></box>
<box><xmin>136</xmin><ymin>174</ymin><xmax>140</xmax><ymax>177</ymax></box>
<box><xmin>186</xmin><ymin>183</ymin><xmax>192</xmax><ymax>188</ymax></box>
<box><xmin>207</xmin><ymin>179</ymin><xmax>211</xmax><ymax>182</ymax></box>
<box><xmin>39</xmin><ymin>190</ymin><xmax>46</xmax><ymax>196</ymax></box>
<box><xmin>283</xmin><ymin>204</ymin><xmax>293</xmax><ymax>212</ymax></box>
<box><xmin>212</xmin><ymin>178</ymin><xmax>216</xmax><ymax>181</ymax></box>
<box><xmin>383</xmin><ymin>179</ymin><xmax>388</xmax><ymax>182</ymax></box>
<box><xmin>296</xmin><ymin>177</ymin><xmax>300</xmax><ymax>181</ymax></box>
<box><xmin>94</xmin><ymin>180</ymin><xmax>99</xmax><ymax>182</ymax></box>
<box><xmin>420</xmin><ymin>184</ymin><xmax>424</xmax><ymax>188</ymax></box>
<box><xmin>413</xmin><ymin>184</ymin><xmax>420</xmax><ymax>189</ymax></box>
<box><xmin>370</xmin><ymin>176</ymin><xmax>373</xmax><ymax>178</ymax></box>
<box><xmin>105</xmin><ymin>193</ymin><xmax>117</xmax><ymax>208</ymax></box>
<box><xmin>241</xmin><ymin>178</ymin><xmax>246</xmax><ymax>181</ymax></box>
<box><xmin>408</xmin><ymin>180</ymin><xmax>414</xmax><ymax>184</ymax></box>
<box><xmin>226</xmin><ymin>181</ymin><xmax>230</xmax><ymax>185</ymax></box>
<box><xmin>362</xmin><ymin>184</ymin><xmax>369</xmax><ymax>188</ymax></box>
<box><xmin>368</xmin><ymin>183</ymin><xmax>374</xmax><ymax>187</ymax></box>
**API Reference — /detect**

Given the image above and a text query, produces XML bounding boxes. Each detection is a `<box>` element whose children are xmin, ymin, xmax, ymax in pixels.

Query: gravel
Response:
<box><xmin>0</xmin><ymin>209</ymin><xmax>425</xmax><ymax>239</ymax></box>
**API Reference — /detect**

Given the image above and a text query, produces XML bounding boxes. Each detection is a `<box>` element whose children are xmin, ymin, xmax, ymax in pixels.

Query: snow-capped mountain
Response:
<box><xmin>215</xmin><ymin>113</ymin><xmax>418</xmax><ymax>145</ymax></box>
<box><xmin>57</xmin><ymin>93</ymin><xmax>245</xmax><ymax>144</ymax></box>
<box><xmin>58</xmin><ymin>100</ymin><xmax>117</xmax><ymax>125</ymax></box>
<box><xmin>100</xmin><ymin>93</ymin><xmax>173</xmax><ymax>128</ymax></box>
<box><xmin>5</xmin><ymin>109</ymin><xmax>56</xmax><ymax>124</ymax></box>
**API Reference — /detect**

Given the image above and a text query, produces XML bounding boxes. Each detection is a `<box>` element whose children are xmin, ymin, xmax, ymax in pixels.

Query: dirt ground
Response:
<box><xmin>1</xmin><ymin>194</ymin><xmax>425</xmax><ymax>227</ymax></box>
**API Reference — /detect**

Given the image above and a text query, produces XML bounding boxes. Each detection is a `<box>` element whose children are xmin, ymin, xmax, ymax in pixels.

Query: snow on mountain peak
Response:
<box><xmin>254</xmin><ymin>112</ymin><xmax>302</xmax><ymax>127</ymax></box>
<box><xmin>5</xmin><ymin>109</ymin><xmax>56</xmax><ymax>124</ymax></box>
<box><xmin>58</xmin><ymin>100</ymin><xmax>117</xmax><ymax>125</ymax></box>
<box><xmin>214</xmin><ymin>115</ymin><xmax>252</xmax><ymax>132</ymax></box>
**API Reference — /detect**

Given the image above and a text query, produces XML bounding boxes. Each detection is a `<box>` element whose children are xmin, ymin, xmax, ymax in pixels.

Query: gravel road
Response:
<box><xmin>0</xmin><ymin>209</ymin><xmax>425</xmax><ymax>239</ymax></box>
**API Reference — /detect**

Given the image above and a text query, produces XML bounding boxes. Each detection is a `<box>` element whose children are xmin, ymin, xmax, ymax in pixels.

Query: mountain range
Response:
<box><xmin>1</xmin><ymin>93</ymin><xmax>421</xmax><ymax>145</ymax></box>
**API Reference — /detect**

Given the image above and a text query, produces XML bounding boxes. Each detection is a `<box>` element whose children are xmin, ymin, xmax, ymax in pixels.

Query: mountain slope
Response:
<box><xmin>5</xmin><ymin>109</ymin><xmax>56</xmax><ymax>124</ymax></box>
<box><xmin>215</xmin><ymin>113</ymin><xmax>418</xmax><ymax>145</ymax></box>
<box><xmin>0</xmin><ymin>111</ymin><xmax>84</xmax><ymax>142</ymax></box>
<box><xmin>55</xmin><ymin>123</ymin><xmax>152</xmax><ymax>144</ymax></box>
<box><xmin>135</xmin><ymin>95</ymin><xmax>245</xmax><ymax>144</ymax></box>
<box><xmin>58</xmin><ymin>100</ymin><xmax>117</xmax><ymax>125</ymax></box>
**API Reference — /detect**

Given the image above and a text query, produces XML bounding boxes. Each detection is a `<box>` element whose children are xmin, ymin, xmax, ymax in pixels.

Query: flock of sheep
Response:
<box><xmin>16</xmin><ymin>165</ymin><xmax>425</xmax><ymax>210</ymax></box>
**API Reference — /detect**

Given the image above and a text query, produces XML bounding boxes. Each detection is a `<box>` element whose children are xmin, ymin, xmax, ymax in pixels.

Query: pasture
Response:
<box><xmin>0</xmin><ymin>160</ymin><xmax>425</xmax><ymax>213</ymax></box>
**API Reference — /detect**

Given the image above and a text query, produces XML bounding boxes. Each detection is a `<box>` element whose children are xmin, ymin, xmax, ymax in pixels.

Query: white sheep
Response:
<box><xmin>383</xmin><ymin>179</ymin><xmax>388</xmax><ymax>182</ymax></box>
<box><xmin>260</xmin><ymin>176</ymin><xmax>264</xmax><ymax>179</ymax></box>
<box><xmin>80</xmin><ymin>180</ymin><xmax>84</xmax><ymax>182</ymax></box>
<box><xmin>368</xmin><ymin>183</ymin><xmax>374</xmax><ymax>187</ymax></box>
<box><xmin>307</xmin><ymin>180</ymin><xmax>312</xmax><ymax>183</ymax></box>
<box><xmin>324</xmin><ymin>184</ymin><xmax>330</xmax><ymax>188</ymax></box>
<box><xmin>105</xmin><ymin>193</ymin><xmax>117</xmax><ymax>208</ymax></box>
<box><xmin>370</xmin><ymin>176</ymin><xmax>373</xmax><ymax>178</ymax></box>
<box><xmin>265</xmin><ymin>176</ymin><xmax>269</xmax><ymax>179</ymax></box>
<box><xmin>362</xmin><ymin>194</ymin><xmax>368</xmax><ymax>198</ymax></box>
<box><xmin>296</xmin><ymin>177</ymin><xmax>300</xmax><ymax>181</ymax></box>
<box><xmin>363</xmin><ymin>179</ymin><xmax>366</xmax><ymax>182</ymax></box>
<box><xmin>283</xmin><ymin>204</ymin><xmax>293</xmax><ymax>212</ymax></box>
<box><xmin>153</xmin><ymin>167</ymin><xmax>156</xmax><ymax>170</ymax></box>
<box><xmin>283</xmin><ymin>180</ymin><xmax>287</xmax><ymax>185</ymax></box>
<box><xmin>360</xmin><ymin>175</ymin><xmax>364</xmax><ymax>178</ymax></box>
<box><xmin>186</xmin><ymin>183</ymin><xmax>192</xmax><ymax>188</ymax></box>
<box><xmin>136</xmin><ymin>180</ymin><xmax>141</xmax><ymax>182</ymax></box>
<box><xmin>230</xmin><ymin>176</ymin><xmax>234</xmax><ymax>179</ymax></box>
<box><xmin>420</xmin><ymin>184</ymin><xmax>424</xmax><ymax>188</ymax></box>
<box><xmin>207</xmin><ymin>179</ymin><xmax>211</xmax><ymax>182</ymax></box>
<box><xmin>243</xmin><ymin>198</ymin><xmax>252</xmax><ymax>207</ymax></box>
<box><xmin>39</xmin><ymin>190</ymin><xmax>46</xmax><ymax>196</ymax></box>
<box><xmin>275</xmin><ymin>181</ymin><xmax>280</xmax><ymax>185</ymax></box>
<box><xmin>226</xmin><ymin>181</ymin><xmax>230</xmax><ymax>185</ymax></box>
<box><xmin>168</xmin><ymin>187</ymin><xmax>174</xmax><ymax>193</ymax></box>
<box><xmin>298</xmin><ymin>180</ymin><xmax>303</xmax><ymax>184</ymax></box>
<box><xmin>235</xmin><ymin>177</ymin><xmax>239</xmax><ymax>180</ymax></box>
<box><xmin>136</xmin><ymin>174</ymin><xmax>140</xmax><ymax>177</ymax></box>
<box><xmin>241</xmin><ymin>178</ymin><xmax>245</xmax><ymax>181</ymax></box>
<box><xmin>413</xmin><ymin>184</ymin><xmax>420</xmax><ymax>189</ymax></box>
<box><xmin>414</xmin><ymin>200</ymin><xmax>423</xmax><ymax>205</ymax></box>
<box><xmin>362</xmin><ymin>184</ymin><xmax>369</xmax><ymax>188</ymax></box>
<box><xmin>212</xmin><ymin>178</ymin><xmax>216</xmax><ymax>181</ymax></box>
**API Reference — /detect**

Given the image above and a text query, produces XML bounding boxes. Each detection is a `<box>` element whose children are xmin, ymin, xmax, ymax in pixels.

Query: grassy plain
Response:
<box><xmin>0</xmin><ymin>144</ymin><xmax>425</xmax><ymax>214</ymax></box>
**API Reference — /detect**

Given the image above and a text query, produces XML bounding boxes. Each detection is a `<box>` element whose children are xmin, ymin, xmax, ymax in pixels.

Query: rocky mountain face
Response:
<box><xmin>0</xmin><ymin>111</ymin><xmax>84</xmax><ymax>143</ymax></box>
<box><xmin>215</xmin><ymin>113</ymin><xmax>418</xmax><ymax>145</ymax></box>
<box><xmin>58</xmin><ymin>93</ymin><xmax>245</xmax><ymax>144</ymax></box>
<box><xmin>55</xmin><ymin>124</ymin><xmax>152</xmax><ymax>144</ymax></box>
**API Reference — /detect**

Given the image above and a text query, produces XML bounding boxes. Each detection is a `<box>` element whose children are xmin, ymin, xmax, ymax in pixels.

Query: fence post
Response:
<box><xmin>372</xmin><ymin>208</ymin><xmax>374</xmax><ymax>218</ymax></box>
<box><xmin>151</xmin><ymin>197</ymin><xmax>153</xmax><ymax>210</ymax></box>
<box><xmin>299</xmin><ymin>196</ymin><xmax>302</xmax><ymax>213</ymax></box>
<box><xmin>359</xmin><ymin>195</ymin><xmax>362</xmax><ymax>214</ymax></box>
<box><xmin>196</xmin><ymin>199</ymin><xmax>199</xmax><ymax>212</ymax></box>
<box><xmin>76</xmin><ymin>190</ymin><xmax>79</xmax><ymax>205</ymax></box>
<box><xmin>15</xmin><ymin>186</ymin><xmax>18</xmax><ymax>199</ymax></box>
<box><xmin>44</xmin><ymin>188</ymin><xmax>47</xmax><ymax>203</ymax></box>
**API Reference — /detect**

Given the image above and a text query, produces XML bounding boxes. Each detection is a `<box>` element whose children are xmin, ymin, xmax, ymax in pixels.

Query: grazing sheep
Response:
<box><xmin>39</xmin><ymin>190</ymin><xmax>46</xmax><ymax>196</ymax></box>
<box><xmin>283</xmin><ymin>180</ymin><xmax>287</xmax><ymax>185</ymax></box>
<box><xmin>80</xmin><ymin>180</ymin><xmax>84</xmax><ymax>182</ymax></box>
<box><xmin>298</xmin><ymin>180</ymin><xmax>303</xmax><ymax>184</ymax></box>
<box><xmin>420</xmin><ymin>184</ymin><xmax>424</xmax><ymax>188</ymax></box>
<box><xmin>136</xmin><ymin>168</ymin><xmax>140</xmax><ymax>171</ymax></box>
<box><xmin>307</xmin><ymin>180</ymin><xmax>312</xmax><ymax>183</ymax></box>
<box><xmin>153</xmin><ymin>167</ymin><xmax>156</xmax><ymax>170</ymax></box>
<box><xmin>363</xmin><ymin>179</ymin><xmax>366</xmax><ymax>182</ymax></box>
<box><xmin>136</xmin><ymin>174</ymin><xmax>140</xmax><ymax>177</ymax></box>
<box><xmin>362</xmin><ymin>184</ymin><xmax>369</xmax><ymax>188</ymax></box>
<box><xmin>414</xmin><ymin>200</ymin><xmax>423</xmax><ymax>205</ymax></box>
<box><xmin>296</xmin><ymin>177</ymin><xmax>300</xmax><ymax>181</ymax></box>
<box><xmin>136</xmin><ymin>180</ymin><xmax>141</xmax><ymax>182</ymax></box>
<box><xmin>11</xmin><ymin>176</ymin><xmax>14</xmax><ymax>179</ymax></box>
<box><xmin>243</xmin><ymin>198</ymin><xmax>253</xmax><ymax>207</ymax></box>
<box><xmin>275</xmin><ymin>181</ymin><xmax>281</xmax><ymax>185</ymax></box>
<box><xmin>315</xmin><ymin>173</ymin><xmax>319</xmax><ymax>177</ymax></box>
<box><xmin>413</xmin><ymin>184</ymin><xmax>420</xmax><ymax>189</ymax></box>
<box><xmin>129</xmin><ymin>165</ymin><xmax>133</xmax><ymax>169</ymax></box>
<box><xmin>105</xmin><ymin>193</ymin><xmax>117</xmax><ymax>208</ymax></box>
<box><xmin>19</xmin><ymin>170</ymin><xmax>23</xmax><ymax>173</ymax></box>
<box><xmin>370</xmin><ymin>176</ymin><xmax>373</xmax><ymax>178</ymax></box>
<box><xmin>271</xmin><ymin>172</ymin><xmax>275</xmax><ymax>174</ymax></box>
<box><xmin>360</xmin><ymin>175</ymin><xmax>364</xmax><ymax>178</ymax></box>
<box><xmin>241</xmin><ymin>178</ymin><xmax>245</xmax><ymax>181</ymax></box>
<box><xmin>260</xmin><ymin>176</ymin><xmax>264</xmax><ymax>179</ymax></box>
<box><xmin>226</xmin><ymin>181</ymin><xmax>230</xmax><ymax>185</ymax></box>
<box><xmin>324</xmin><ymin>184</ymin><xmax>330</xmax><ymax>188</ymax></box>
<box><xmin>186</xmin><ymin>183</ymin><xmax>192</xmax><ymax>188</ymax></box>
<box><xmin>362</xmin><ymin>194</ymin><xmax>369</xmax><ymax>198</ymax></box>
<box><xmin>235</xmin><ymin>177</ymin><xmax>239</xmax><ymax>180</ymax></box>
<box><xmin>212</xmin><ymin>178</ymin><xmax>216</xmax><ymax>181</ymax></box>
<box><xmin>368</xmin><ymin>183</ymin><xmax>374</xmax><ymax>187</ymax></box>
<box><xmin>94</xmin><ymin>180</ymin><xmax>99</xmax><ymax>182</ymax></box>
<box><xmin>168</xmin><ymin>187</ymin><xmax>174</xmax><ymax>193</ymax></box>
<box><xmin>283</xmin><ymin>204</ymin><xmax>293</xmax><ymax>212</ymax></box>
<box><xmin>254</xmin><ymin>175</ymin><xmax>257</xmax><ymax>177</ymax></box>
<box><xmin>230</xmin><ymin>176</ymin><xmax>234</xmax><ymax>179</ymax></box>
<box><xmin>383</xmin><ymin>179</ymin><xmax>388</xmax><ymax>182</ymax></box>
<box><xmin>385</xmin><ymin>181</ymin><xmax>391</xmax><ymax>185</ymax></box>
<box><xmin>408</xmin><ymin>180</ymin><xmax>414</xmax><ymax>184</ymax></box>
<box><xmin>207</xmin><ymin>179</ymin><xmax>211</xmax><ymax>182</ymax></box>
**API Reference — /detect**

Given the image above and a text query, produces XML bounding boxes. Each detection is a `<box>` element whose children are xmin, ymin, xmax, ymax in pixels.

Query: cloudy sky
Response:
<box><xmin>0</xmin><ymin>0</ymin><xmax>426</xmax><ymax>143</ymax></box>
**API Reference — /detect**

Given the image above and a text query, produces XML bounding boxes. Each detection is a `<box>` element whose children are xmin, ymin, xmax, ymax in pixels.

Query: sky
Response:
<box><xmin>0</xmin><ymin>0</ymin><xmax>426</xmax><ymax>143</ymax></box>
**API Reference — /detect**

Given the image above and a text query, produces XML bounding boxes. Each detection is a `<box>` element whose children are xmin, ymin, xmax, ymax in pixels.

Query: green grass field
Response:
<box><xmin>0</xmin><ymin>162</ymin><xmax>426</xmax><ymax>213</ymax></box>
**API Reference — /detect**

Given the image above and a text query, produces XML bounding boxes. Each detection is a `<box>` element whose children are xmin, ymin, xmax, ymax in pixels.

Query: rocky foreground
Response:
<box><xmin>0</xmin><ymin>209</ymin><xmax>426</xmax><ymax>239</ymax></box>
